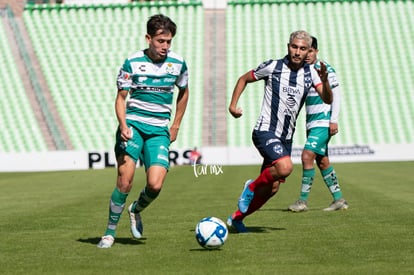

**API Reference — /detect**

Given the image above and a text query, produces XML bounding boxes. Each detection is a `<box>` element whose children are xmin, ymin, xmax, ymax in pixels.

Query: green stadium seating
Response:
<box><xmin>226</xmin><ymin>0</ymin><xmax>414</xmax><ymax>147</ymax></box>
<box><xmin>3</xmin><ymin>0</ymin><xmax>413</xmax><ymax>153</ymax></box>
<box><xmin>23</xmin><ymin>3</ymin><xmax>204</xmax><ymax>151</ymax></box>
<box><xmin>0</xmin><ymin>19</ymin><xmax>48</xmax><ymax>152</ymax></box>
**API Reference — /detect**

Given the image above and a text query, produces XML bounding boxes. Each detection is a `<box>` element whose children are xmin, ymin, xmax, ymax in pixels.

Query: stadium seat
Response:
<box><xmin>5</xmin><ymin>0</ymin><xmax>413</xmax><ymax>153</ymax></box>
<box><xmin>22</xmin><ymin>3</ymin><xmax>204</xmax><ymax>151</ymax></box>
<box><xmin>0</xmin><ymin>19</ymin><xmax>47</xmax><ymax>152</ymax></box>
<box><xmin>226</xmin><ymin>0</ymin><xmax>414</xmax><ymax>147</ymax></box>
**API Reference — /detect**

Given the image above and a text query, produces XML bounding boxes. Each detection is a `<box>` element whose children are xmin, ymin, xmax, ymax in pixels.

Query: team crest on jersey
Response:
<box><xmin>165</xmin><ymin>63</ymin><xmax>175</xmax><ymax>74</ymax></box>
<box><xmin>273</xmin><ymin>144</ymin><xmax>283</xmax><ymax>155</ymax></box>
<box><xmin>118</xmin><ymin>70</ymin><xmax>131</xmax><ymax>80</ymax></box>
<box><xmin>304</xmin><ymin>72</ymin><xmax>312</xmax><ymax>89</ymax></box>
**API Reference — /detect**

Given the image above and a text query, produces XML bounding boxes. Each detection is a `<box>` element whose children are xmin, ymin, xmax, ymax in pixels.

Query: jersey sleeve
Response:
<box><xmin>175</xmin><ymin>61</ymin><xmax>189</xmax><ymax>89</ymax></box>
<box><xmin>252</xmin><ymin>59</ymin><xmax>275</xmax><ymax>80</ymax></box>
<box><xmin>326</xmin><ymin>62</ymin><xmax>339</xmax><ymax>89</ymax></box>
<box><xmin>327</xmin><ymin>62</ymin><xmax>340</xmax><ymax>122</ymax></box>
<box><xmin>328</xmin><ymin>72</ymin><xmax>339</xmax><ymax>89</ymax></box>
<box><xmin>330</xmin><ymin>85</ymin><xmax>341</xmax><ymax>123</ymax></box>
<box><xmin>116</xmin><ymin>59</ymin><xmax>133</xmax><ymax>91</ymax></box>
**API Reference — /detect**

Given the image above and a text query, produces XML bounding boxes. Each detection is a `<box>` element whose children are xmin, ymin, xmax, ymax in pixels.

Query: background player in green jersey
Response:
<box><xmin>288</xmin><ymin>36</ymin><xmax>348</xmax><ymax>212</ymax></box>
<box><xmin>98</xmin><ymin>14</ymin><xmax>190</xmax><ymax>248</ymax></box>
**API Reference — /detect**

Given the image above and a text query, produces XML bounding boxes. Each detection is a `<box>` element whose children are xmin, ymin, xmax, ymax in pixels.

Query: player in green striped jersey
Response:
<box><xmin>288</xmin><ymin>36</ymin><xmax>348</xmax><ymax>212</ymax></box>
<box><xmin>98</xmin><ymin>14</ymin><xmax>189</xmax><ymax>248</ymax></box>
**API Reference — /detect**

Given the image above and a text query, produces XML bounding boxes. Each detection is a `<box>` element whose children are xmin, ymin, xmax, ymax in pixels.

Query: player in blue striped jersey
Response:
<box><xmin>227</xmin><ymin>31</ymin><xmax>333</xmax><ymax>232</ymax></box>
<box><xmin>288</xmin><ymin>36</ymin><xmax>348</xmax><ymax>212</ymax></box>
<box><xmin>98</xmin><ymin>14</ymin><xmax>189</xmax><ymax>248</ymax></box>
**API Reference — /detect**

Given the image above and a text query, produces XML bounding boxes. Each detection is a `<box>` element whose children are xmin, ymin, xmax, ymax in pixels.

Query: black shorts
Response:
<box><xmin>252</xmin><ymin>130</ymin><xmax>292</xmax><ymax>168</ymax></box>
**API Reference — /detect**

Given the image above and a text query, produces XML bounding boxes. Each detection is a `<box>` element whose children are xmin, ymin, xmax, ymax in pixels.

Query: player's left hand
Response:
<box><xmin>330</xmin><ymin>123</ymin><xmax>338</xmax><ymax>135</ymax></box>
<box><xmin>170</xmin><ymin>127</ymin><xmax>179</xmax><ymax>142</ymax></box>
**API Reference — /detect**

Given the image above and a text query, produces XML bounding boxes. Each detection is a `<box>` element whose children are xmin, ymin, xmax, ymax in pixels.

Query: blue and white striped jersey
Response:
<box><xmin>116</xmin><ymin>50</ymin><xmax>189</xmax><ymax>127</ymax></box>
<box><xmin>252</xmin><ymin>56</ymin><xmax>323</xmax><ymax>141</ymax></box>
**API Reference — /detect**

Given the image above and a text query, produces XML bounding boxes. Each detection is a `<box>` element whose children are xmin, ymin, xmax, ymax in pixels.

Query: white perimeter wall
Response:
<box><xmin>1</xmin><ymin>144</ymin><xmax>413</xmax><ymax>172</ymax></box>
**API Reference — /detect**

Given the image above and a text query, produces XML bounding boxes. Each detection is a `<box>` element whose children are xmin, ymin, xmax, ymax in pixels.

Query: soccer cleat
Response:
<box><xmin>238</xmin><ymin>179</ymin><xmax>254</xmax><ymax>213</ymax></box>
<box><xmin>288</xmin><ymin>199</ymin><xmax>308</xmax><ymax>212</ymax></box>
<box><xmin>97</xmin><ymin>235</ymin><xmax>114</xmax><ymax>248</ymax></box>
<box><xmin>128</xmin><ymin>203</ymin><xmax>143</xmax><ymax>239</ymax></box>
<box><xmin>323</xmin><ymin>198</ymin><xmax>349</xmax><ymax>211</ymax></box>
<box><xmin>226</xmin><ymin>216</ymin><xmax>248</xmax><ymax>233</ymax></box>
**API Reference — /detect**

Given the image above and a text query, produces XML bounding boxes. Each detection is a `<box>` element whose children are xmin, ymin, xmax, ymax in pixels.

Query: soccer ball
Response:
<box><xmin>195</xmin><ymin>217</ymin><xmax>228</xmax><ymax>249</ymax></box>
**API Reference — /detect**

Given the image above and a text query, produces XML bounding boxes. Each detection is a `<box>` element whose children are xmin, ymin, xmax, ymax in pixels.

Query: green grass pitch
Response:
<box><xmin>0</xmin><ymin>162</ymin><xmax>413</xmax><ymax>274</ymax></box>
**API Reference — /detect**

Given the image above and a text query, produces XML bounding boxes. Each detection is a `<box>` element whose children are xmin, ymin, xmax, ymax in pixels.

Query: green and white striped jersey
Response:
<box><xmin>305</xmin><ymin>59</ymin><xmax>340</xmax><ymax>130</ymax></box>
<box><xmin>117</xmin><ymin>50</ymin><xmax>189</xmax><ymax>127</ymax></box>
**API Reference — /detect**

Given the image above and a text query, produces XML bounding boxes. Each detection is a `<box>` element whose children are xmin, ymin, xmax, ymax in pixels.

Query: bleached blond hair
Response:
<box><xmin>289</xmin><ymin>30</ymin><xmax>312</xmax><ymax>48</ymax></box>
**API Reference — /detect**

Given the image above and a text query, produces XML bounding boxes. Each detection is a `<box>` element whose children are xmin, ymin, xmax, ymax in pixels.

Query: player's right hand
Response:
<box><xmin>229</xmin><ymin>106</ymin><xmax>243</xmax><ymax>118</ymax></box>
<box><xmin>316</xmin><ymin>62</ymin><xmax>328</xmax><ymax>83</ymax></box>
<box><xmin>120</xmin><ymin>125</ymin><xmax>132</xmax><ymax>141</ymax></box>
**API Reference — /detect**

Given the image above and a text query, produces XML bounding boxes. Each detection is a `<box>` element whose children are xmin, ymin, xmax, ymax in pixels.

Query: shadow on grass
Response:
<box><xmin>259</xmin><ymin>208</ymin><xmax>293</xmax><ymax>212</ymax></box>
<box><xmin>189</xmin><ymin>247</ymin><xmax>226</xmax><ymax>252</ymax></box>
<box><xmin>189</xmin><ymin>225</ymin><xmax>286</xmax><ymax>234</ymax></box>
<box><xmin>260</xmin><ymin>208</ymin><xmax>329</xmax><ymax>213</ymax></box>
<box><xmin>226</xmin><ymin>225</ymin><xmax>286</xmax><ymax>235</ymax></box>
<box><xmin>246</xmin><ymin>226</ymin><xmax>286</xmax><ymax>233</ymax></box>
<box><xmin>77</xmin><ymin>237</ymin><xmax>146</xmax><ymax>246</ymax></box>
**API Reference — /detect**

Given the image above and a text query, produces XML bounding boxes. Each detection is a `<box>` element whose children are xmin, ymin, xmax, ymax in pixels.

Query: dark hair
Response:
<box><xmin>311</xmin><ymin>36</ymin><xmax>318</xmax><ymax>49</ymax></box>
<box><xmin>147</xmin><ymin>14</ymin><xmax>177</xmax><ymax>37</ymax></box>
